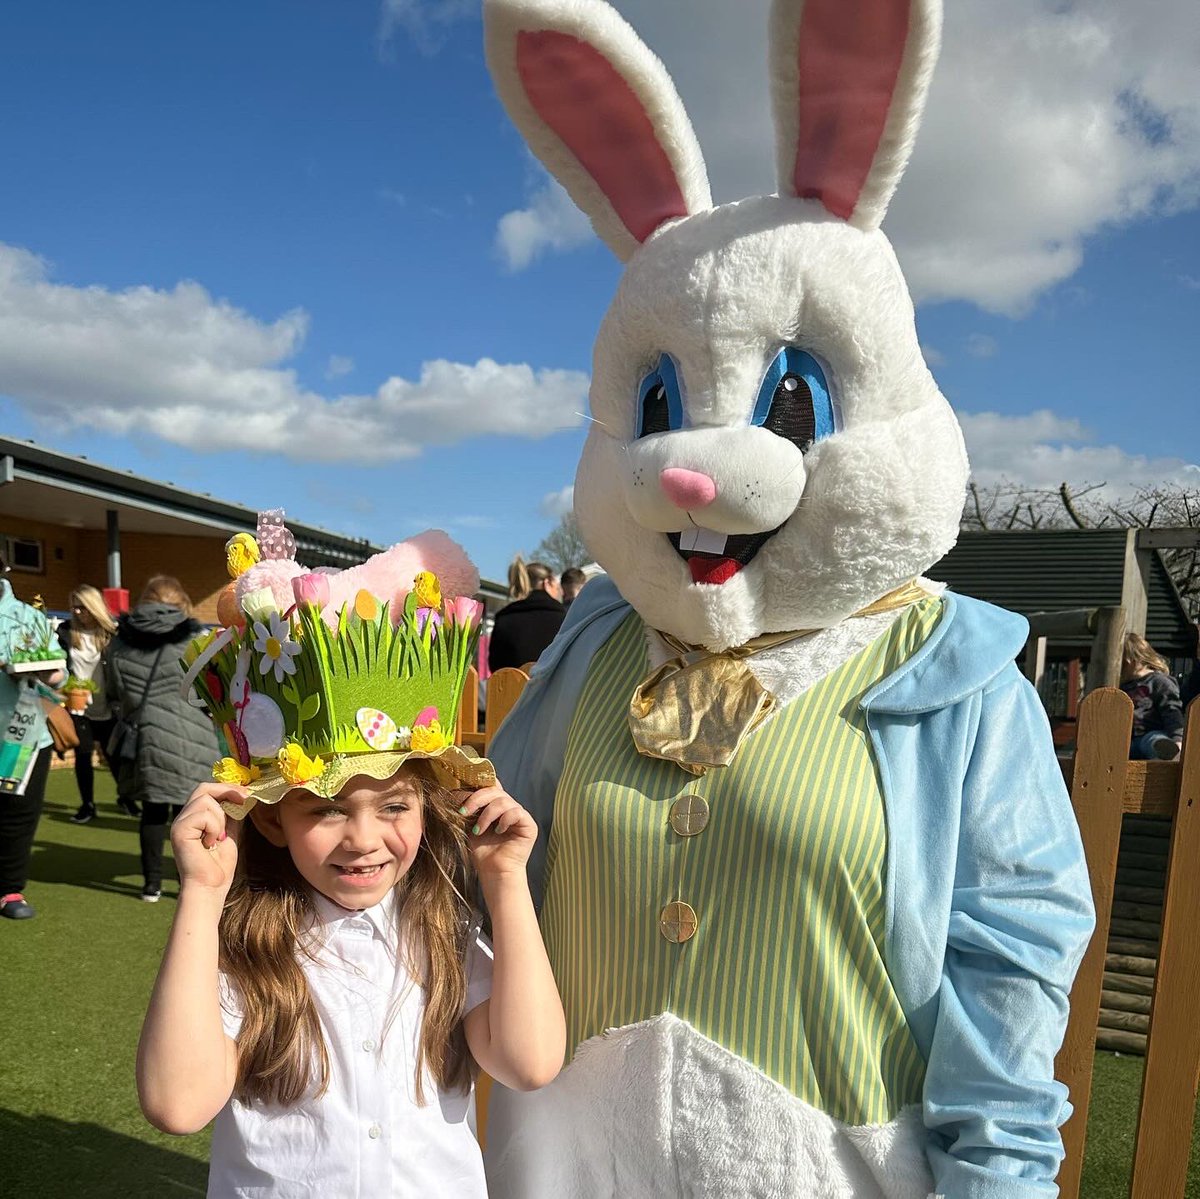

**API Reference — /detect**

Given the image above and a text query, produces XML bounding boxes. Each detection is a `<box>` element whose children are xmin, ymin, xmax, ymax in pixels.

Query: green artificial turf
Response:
<box><xmin>1</xmin><ymin>769</ymin><xmax>209</xmax><ymax>1198</ymax></box>
<box><xmin>3</xmin><ymin>769</ymin><xmax>1199</xmax><ymax>1197</ymax></box>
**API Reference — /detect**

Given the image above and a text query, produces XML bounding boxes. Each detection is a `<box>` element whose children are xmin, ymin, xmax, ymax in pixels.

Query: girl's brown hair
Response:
<box><xmin>506</xmin><ymin>554</ymin><xmax>556</xmax><ymax>601</ymax></box>
<box><xmin>139</xmin><ymin>574</ymin><xmax>193</xmax><ymax>615</ymax></box>
<box><xmin>68</xmin><ymin>584</ymin><xmax>117</xmax><ymax>647</ymax></box>
<box><xmin>1123</xmin><ymin>632</ymin><xmax>1170</xmax><ymax>677</ymax></box>
<box><xmin>220</xmin><ymin>765</ymin><xmax>474</xmax><ymax>1107</ymax></box>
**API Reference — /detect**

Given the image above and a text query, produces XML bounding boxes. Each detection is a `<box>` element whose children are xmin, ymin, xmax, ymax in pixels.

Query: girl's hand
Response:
<box><xmin>171</xmin><ymin>783</ymin><xmax>247</xmax><ymax>898</ymax></box>
<box><xmin>457</xmin><ymin>785</ymin><xmax>537</xmax><ymax>880</ymax></box>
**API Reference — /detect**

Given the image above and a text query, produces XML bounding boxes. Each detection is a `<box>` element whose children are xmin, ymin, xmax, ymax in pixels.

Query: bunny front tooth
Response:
<box><xmin>678</xmin><ymin>527</ymin><xmax>728</xmax><ymax>555</ymax></box>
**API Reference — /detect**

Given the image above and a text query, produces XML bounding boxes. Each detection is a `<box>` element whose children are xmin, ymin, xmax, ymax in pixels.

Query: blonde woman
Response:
<box><xmin>1120</xmin><ymin>632</ymin><xmax>1184</xmax><ymax>760</ymax></box>
<box><xmin>487</xmin><ymin>556</ymin><xmax>565</xmax><ymax>672</ymax></box>
<box><xmin>59</xmin><ymin>585</ymin><xmax>132</xmax><ymax>823</ymax></box>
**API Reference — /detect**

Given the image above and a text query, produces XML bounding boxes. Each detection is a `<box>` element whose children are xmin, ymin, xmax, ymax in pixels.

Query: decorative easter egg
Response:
<box><xmin>216</xmin><ymin>583</ymin><xmax>245</xmax><ymax>629</ymax></box>
<box><xmin>242</xmin><ymin>694</ymin><xmax>286</xmax><ymax>758</ymax></box>
<box><xmin>357</xmin><ymin>707</ymin><xmax>400</xmax><ymax>751</ymax></box>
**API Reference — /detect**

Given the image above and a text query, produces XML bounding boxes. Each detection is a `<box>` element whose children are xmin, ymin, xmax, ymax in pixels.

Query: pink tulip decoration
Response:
<box><xmin>448</xmin><ymin>596</ymin><xmax>483</xmax><ymax>629</ymax></box>
<box><xmin>292</xmin><ymin>572</ymin><xmax>331</xmax><ymax>611</ymax></box>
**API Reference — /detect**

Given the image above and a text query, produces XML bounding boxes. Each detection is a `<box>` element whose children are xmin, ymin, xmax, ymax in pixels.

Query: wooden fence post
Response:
<box><xmin>1129</xmin><ymin>700</ymin><xmax>1200</xmax><ymax>1197</ymax></box>
<box><xmin>1055</xmin><ymin>688</ymin><xmax>1133</xmax><ymax>1199</ymax></box>
<box><xmin>484</xmin><ymin>667</ymin><xmax>529</xmax><ymax>745</ymax></box>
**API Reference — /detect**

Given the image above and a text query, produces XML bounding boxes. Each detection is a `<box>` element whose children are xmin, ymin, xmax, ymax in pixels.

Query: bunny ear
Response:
<box><xmin>484</xmin><ymin>0</ymin><xmax>712</xmax><ymax>262</ymax></box>
<box><xmin>769</xmin><ymin>0</ymin><xmax>941</xmax><ymax>230</ymax></box>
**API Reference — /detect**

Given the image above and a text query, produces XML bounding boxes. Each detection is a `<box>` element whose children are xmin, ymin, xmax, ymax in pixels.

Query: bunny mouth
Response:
<box><xmin>667</xmin><ymin>526</ymin><xmax>783</xmax><ymax>586</ymax></box>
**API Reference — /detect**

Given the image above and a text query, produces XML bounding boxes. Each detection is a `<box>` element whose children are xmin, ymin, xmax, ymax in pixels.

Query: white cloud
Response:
<box><xmin>325</xmin><ymin>354</ymin><xmax>355</xmax><ymax>379</ymax></box>
<box><xmin>540</xmin><ymin>485</ymin><xmax>575</xmax><ymax>519</ymax></box>
<box><xmin>965</xmin><ymin>334</ymin><xmax>998</xmax><ymax>360</ymax></box>
<box><xmin>0</xmin><ymin>243</ymin><xmax>587</xmax><ymax>463</ymax></box>
<box><xmin>489</xmin><ymin>1</ymin><xmax>1200</xmax><ymax>314</ymax></box>
<box><xmin>378</xmin><ymin>0</ymin><xmax>475</xmax><ymax>54</ymax></box>
<box><xmin>496</xmin><ymin>176</ymin><xmax>594</xmax><ymax>271</ymax></box>
<box><xmin>959</xmin><ymin>409</ymin><xmax>1200</xmax><ymax>496</ymax></box>
<box><xmin>920</xmin><ymin>344</ymin><xmax>947</xmax><ymax>368</ymax></box>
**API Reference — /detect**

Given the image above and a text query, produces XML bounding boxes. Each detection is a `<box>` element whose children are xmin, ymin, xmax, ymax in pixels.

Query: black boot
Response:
<box><xmin>69</xmin><ymin>805</ymin><xmax>96</xmax><ymax>825</ymax></box>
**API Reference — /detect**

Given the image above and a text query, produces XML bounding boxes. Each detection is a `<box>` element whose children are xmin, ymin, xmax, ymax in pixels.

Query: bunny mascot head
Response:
<box><xmin>487</xmin><ymin>0</ymin><xmax>968</xmax><ymax>651</ymax></box>
<box><xmin>483</xmin><ymin>4</ymin><xmax>1093</xmax><ymax>1197</ymax></box>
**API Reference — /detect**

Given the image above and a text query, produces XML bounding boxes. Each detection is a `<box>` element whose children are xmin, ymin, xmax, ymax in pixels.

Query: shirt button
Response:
<box><xmin>659</xmin><ymin>901</ymin><xmax>698</xmax><ymax>943</ymax></box>
<box><xmin>368</xmin><ymin>1124</ymin><xmax>382</xmax><ymax>1140</ymax></box>
<box><xmin>362</xmin><ymin>1039</ymin><xmax>376</xmax><ymax>1052</ymax></box>
<box><xmin>669</xmin><ymin>794</ymin><xmax>710</xmax><ymax>837</ymax></box>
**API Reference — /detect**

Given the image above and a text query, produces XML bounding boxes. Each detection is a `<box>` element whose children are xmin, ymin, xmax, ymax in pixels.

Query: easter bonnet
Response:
<box><xmin>183</xmin><ymin>510</ymin><xmax>495</xmax><ymax>817</ymax></box>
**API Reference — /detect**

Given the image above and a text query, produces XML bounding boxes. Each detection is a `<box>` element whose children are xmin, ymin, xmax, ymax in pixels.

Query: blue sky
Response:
<box><xmin>1</xmin><ymin>0</ymin><xmax>1198</xmax><ymax>584</ymax></box>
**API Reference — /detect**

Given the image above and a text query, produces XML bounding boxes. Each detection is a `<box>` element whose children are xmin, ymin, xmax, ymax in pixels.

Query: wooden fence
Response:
<box><xmin>1056</xmin><ymin>689</ymin><xmax>1200</xmax><ymax>1198</ymax></box>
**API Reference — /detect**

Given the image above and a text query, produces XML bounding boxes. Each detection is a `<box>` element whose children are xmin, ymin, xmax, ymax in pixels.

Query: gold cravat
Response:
<box><xmin>628</xmin><ymin>581</ymin><xmax>930</xmax><ymax>775</ymax></box>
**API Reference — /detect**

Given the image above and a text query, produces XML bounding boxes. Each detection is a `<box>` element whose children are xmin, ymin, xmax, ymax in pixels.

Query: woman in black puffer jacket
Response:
<box><xmin>107</xmin><ymin>576</ymin><xmax>218</xmax><ymax>902</ymax></box>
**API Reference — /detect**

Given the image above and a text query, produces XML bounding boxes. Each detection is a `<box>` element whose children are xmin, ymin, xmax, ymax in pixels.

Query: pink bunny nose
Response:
<box><xmin>659</xmin><ymin>467</ymin><xmax>717</xmax><ymax>509</ymax></box>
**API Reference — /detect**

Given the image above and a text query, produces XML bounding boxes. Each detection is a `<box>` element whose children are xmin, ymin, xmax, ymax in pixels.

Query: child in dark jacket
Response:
<box><xmin>1120</xmin><ymin>633</ymin><xmax>1184</xmax><ymax>760</ymax></box>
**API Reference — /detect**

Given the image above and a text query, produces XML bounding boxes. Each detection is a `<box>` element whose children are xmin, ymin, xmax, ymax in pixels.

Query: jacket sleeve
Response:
<box><xmin>1151</xmin><ymin>672</ymin><xmax>1185</xmax><ymax>738</ymax></box>
<box><xmin>925</xmin><ymin>666</ymin><xmax>1096</xmax><ymax>1198</ymax></box>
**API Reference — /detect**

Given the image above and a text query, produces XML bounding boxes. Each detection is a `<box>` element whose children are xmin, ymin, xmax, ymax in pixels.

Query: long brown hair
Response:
<box><xmin>1123</xmin><ymin>632</ymin><xmax>1170</xmax><ymax>678</ymax></box>
<box><xmin>220</xmin><ymin>764</ymin><xmax>475</xmax><ymax>1107</ymax></box>
<box><xmin>139</xmin><ymin>574</ymin><xmax>193</xmax><ymax>615</ymax></box>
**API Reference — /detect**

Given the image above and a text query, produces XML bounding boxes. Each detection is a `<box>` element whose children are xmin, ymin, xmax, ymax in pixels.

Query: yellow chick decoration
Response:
<box><xmin>278</xmin><ymin>741</ymin><xmax>325</xmax><ymax>785</ymax></box>
<box><xmin>413</xmin><ymin>571</ymin><xmax>442</xmax><ymax>611</ymax></box>
<box><xmin>225</xmin><ymin>533</ymin><xmax>261</xmax><ymax>580</ymax></box>
<box><xmin>410</xmin><ymin>719</ymin><xmax>451</xmax><ymax>754</ymax></box>
<box><xmin>212</xmin><ymin>758</ymin><xmax>262</xmax><ymax>786</ymax></box>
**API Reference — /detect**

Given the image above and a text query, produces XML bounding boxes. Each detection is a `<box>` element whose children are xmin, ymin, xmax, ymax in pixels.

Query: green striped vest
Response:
<box><xmin>542</xmin><ymin>599</ymin><xmax>943</xmax><ymax>1126</ymax></box>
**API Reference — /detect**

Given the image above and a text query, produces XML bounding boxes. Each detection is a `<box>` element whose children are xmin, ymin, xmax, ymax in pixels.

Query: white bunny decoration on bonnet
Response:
<box><xmin>483</xmin><ymin>2</ymin><xmax>1094</xmax><ymax>1197</ymax></box>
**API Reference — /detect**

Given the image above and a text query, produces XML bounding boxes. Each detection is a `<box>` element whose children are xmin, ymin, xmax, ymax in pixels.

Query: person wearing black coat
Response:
<box><xmin>488</xmin><ymin>557</ymin><xmax>566</xmax><ymax>673</ymax></box>
<box><xmin>106</xmin><ymin>576</ymin><xmax>219</xmax><ymax>901</ymax></box>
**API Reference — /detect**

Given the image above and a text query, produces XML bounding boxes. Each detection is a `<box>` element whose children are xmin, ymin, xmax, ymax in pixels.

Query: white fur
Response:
<box><xmin>576</xmin><ymin>198</ymin><xmax>967</xmax><ymax>651</ymax></box>
<box><xmin>485</xmin><ymin>1014</ymin><xmax>934</xmax><ymax>1199</ymax></box>
<box><xmin>769</xmin><ymin>0</ymin><xmax>943</xmax><ymax>231</ymax></box>
<box><xmin>484</xmin><ymin>0</ymin><xmax>712</xmax><ymax>261</ymax></box>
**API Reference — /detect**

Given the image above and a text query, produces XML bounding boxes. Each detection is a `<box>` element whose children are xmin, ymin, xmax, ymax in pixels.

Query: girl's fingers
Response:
<box><xmin>468</xmin><ymin>795</ymin><xmax>516</xmax><ymax>836</ymax></box>
<box><xmin>456</xmin><ymin>785</ymin><xmax>506</xmax><ymax>820</ymax></box>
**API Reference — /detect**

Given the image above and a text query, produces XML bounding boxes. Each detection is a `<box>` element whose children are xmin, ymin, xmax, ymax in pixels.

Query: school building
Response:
<box><xmin>0</xmin><ymin>437</ymin><xmax>506</xmax><ymax>621</ymax></box>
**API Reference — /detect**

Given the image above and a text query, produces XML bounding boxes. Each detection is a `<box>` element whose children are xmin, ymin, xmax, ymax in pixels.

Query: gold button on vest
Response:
<box><xmin>659</xmin><ymin>900</ymin><xmax>698</xmax><ymax>943</ymax></box>
<box><xmin>669</xmin><ymin>794</ymin><xmax>710</xmax><ymax>837</ymax></box>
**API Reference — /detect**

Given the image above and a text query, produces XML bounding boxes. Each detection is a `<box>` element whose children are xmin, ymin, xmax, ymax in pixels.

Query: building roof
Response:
<box><xmin>0</xmin><ymin>436</ymin><xmax>506</xmax><ymax>598</ymax></box>
<box><xmin>928</xmin><ymin>529</ymin><xmax>1193</xmax><ymax>655</ymax></box>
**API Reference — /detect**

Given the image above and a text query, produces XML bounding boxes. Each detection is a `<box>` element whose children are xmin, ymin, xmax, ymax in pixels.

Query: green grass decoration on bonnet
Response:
<box><xmin>182</xmin><ymin>510</ymin><xmax>494</xmax><ymax>816</ymax></box>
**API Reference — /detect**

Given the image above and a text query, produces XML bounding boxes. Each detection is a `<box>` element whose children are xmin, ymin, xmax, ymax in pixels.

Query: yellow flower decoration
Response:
<box><xmin>225</xmin><ymin>533</ymin><xmax>261</xmax><ymax>580</ymax></box>
<box><xmin>410</xmin><ymin>720</ymin><xmax>451</xmax><ymax>754</ymax></box>
<box><xmin>413</xmin><ymin>571</ymin><xmax>442</xmax><ymax>611</ymax></box>
<box><xmin>278</xmin><ymin>741</ymin><xmax>326</xmax><ymax>785</ymax></box>
<box><xmin>212</xmin><ymin>758</ymin><xmax>262</xmax><ymax>786</ymax></box>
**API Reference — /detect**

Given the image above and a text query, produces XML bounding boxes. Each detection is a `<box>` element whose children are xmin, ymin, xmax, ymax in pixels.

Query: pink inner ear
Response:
<box><xmin>792</xmin><ymin>0</ymin><xmax>910</xmax><ymax>220</ymax></box>
<box><xmin>517</xmin><ymin>29</ymin><xmax>689</xmax><ymax>245</ymax></box>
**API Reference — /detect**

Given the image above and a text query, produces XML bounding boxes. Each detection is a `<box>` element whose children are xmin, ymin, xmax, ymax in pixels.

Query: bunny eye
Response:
<box><xmin>636</xmin><ymin>353</ymin><xmax>684</xmax><ymax>438</ymax></box>
<box><xmin>752</xmin><ymin>348</ymin><xmax>836</xmax><ymax>452</ymax></box>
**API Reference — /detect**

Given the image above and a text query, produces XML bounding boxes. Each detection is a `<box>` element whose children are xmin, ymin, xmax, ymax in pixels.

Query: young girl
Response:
<box><xmin>136</xmin><ymin>762</ymin><xmax>564</xmax><ymax>1197</ymax></box>
<box><xmin>1121</xmin><ymin>631</ymin><xmax>1185</xmax><ymax>760</ymax></box>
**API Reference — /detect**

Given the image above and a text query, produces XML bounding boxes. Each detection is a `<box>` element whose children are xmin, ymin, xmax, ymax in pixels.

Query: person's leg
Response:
<box><xmin>69</xmin><ymin>714</ymin><xmax>96</xmax><ymax>821</ymax></box>
<box><xmin>92</xmin><ymin>718</ymin><xmax>137</xmax><ymax>815</ymax></box>
<box><xmin>139</xmin><ymin>801</ymin><xmax>170</xmax><ymax>899</ymax></box>
<box><xmin>0</xmin><ymin>746</ymin><xmax>53</xmax><ymax>918</ymax></box>
<box><xmin>1132</xmin><ymin>731</ymin><xmax>1181</xmax><ymax>760</ymax></box>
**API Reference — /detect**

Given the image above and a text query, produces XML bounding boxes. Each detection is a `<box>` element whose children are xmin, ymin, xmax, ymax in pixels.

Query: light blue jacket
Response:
<box><xmin>490</xmin><ymin>576</ymin><xmax>1095</xmax><ymax>1199</ymax></box>
<box><xmin>0</xmin><ymin>579</ymin><xmax>54</xmax><ymax>753</ymax></box>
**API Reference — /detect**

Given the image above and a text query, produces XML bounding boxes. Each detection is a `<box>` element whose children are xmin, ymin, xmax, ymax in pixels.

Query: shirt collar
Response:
<box><xmin>309</xmin><ymin>886</ymin><xmax>397</xmax><ymax>941</ymax></box>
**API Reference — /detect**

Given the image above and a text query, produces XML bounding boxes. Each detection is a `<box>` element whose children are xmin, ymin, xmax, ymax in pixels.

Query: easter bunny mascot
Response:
<box><xmin>482</xmin><ymin>1</ymin><xmax>1095</xmax><ymax>1196</ymax></box>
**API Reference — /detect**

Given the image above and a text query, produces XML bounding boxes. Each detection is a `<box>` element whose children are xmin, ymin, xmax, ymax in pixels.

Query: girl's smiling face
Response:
<box><xmin>251</xmin><ymin>774</ymin><xmax>424</xmax><ymax>910</ymax></box>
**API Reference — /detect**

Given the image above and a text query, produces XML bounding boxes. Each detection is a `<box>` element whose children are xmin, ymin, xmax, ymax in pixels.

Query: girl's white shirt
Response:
<box><xmin>209</xmin><ymin>888</ymin><xmax>493</xmax><ymax>1198</ymax></box>
<box><xmin>68</xmin><ymin>631</ymin><xmax>110</xmax><ymax>719</ymax></box>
